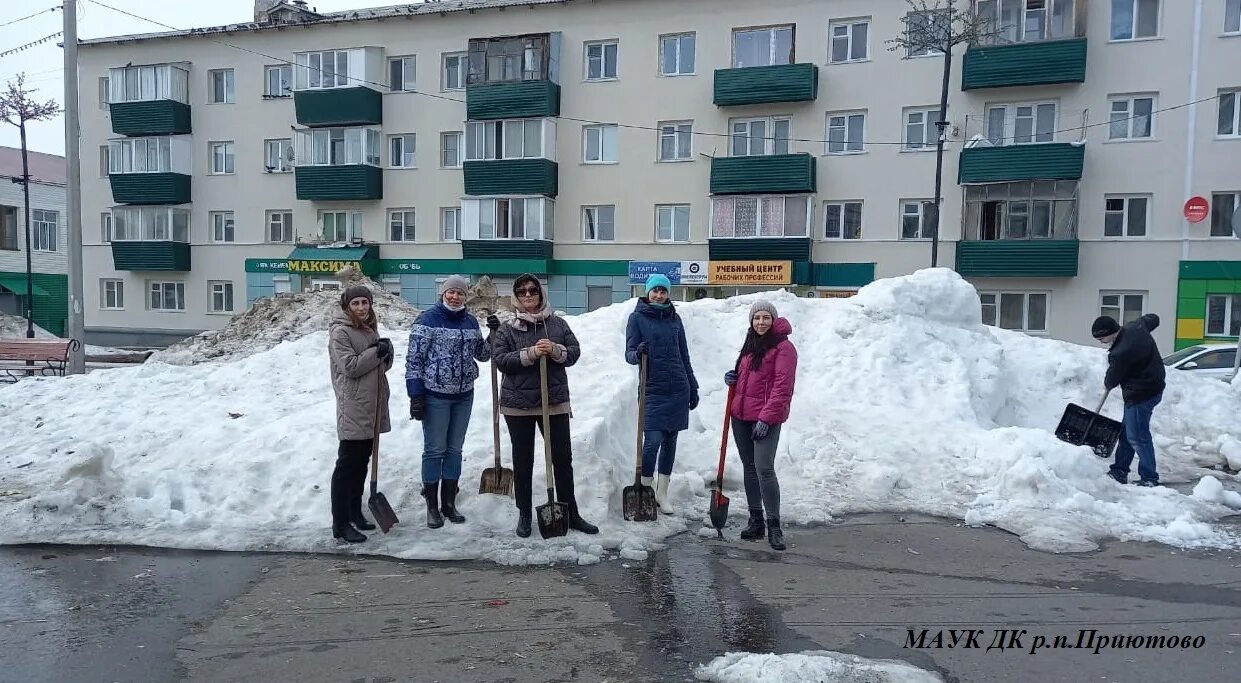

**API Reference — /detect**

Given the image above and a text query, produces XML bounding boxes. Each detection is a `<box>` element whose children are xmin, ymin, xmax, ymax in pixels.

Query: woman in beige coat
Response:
<box><xmin>328</xmin><ymin>285</ymin><xmax>393</xmax><ymax>543</ymax></box>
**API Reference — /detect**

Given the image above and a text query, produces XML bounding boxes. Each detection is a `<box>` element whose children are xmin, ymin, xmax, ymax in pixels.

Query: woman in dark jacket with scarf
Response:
<box><xmin>489</xmin><ymin>274</ymin><xmax>598</xmax><ymax>538</ymax></box>
<box><xmin>625</xmin><ymin>273</ymin><xmax>699</xmax><ymax>514</ymax></box>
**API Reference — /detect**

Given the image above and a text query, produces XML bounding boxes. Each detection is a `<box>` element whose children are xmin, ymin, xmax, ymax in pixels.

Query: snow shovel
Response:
<box><xmin>536</xmin><ymin>355</ymin><xmax>569</xmax><ymax>539</ymax></box>
<box><xmin>622</xmin><ymin>353</ymin><xmax>658</xmax><ymax>522</ymax></box>
<box><xmin>708</xmin><ymin>385</ymin><xmax>736</xmax><ymax>538</ymax></box>
<box><xmin>367</xmin><ymin>374</ymin><xmax>398</xmax><ymax>533</ymax></box>
<box><xmin>478</xmin><ymin>358</ymin><xmax>514</xmax><ymax>496</ymax></box>
<box><xmin>1054</xmin><ymin>388</ymin><xmax>1123</xmax><ymax>459</ymax></box>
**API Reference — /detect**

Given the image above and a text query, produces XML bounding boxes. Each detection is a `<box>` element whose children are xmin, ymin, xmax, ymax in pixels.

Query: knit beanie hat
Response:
<box><xmin>1092</xmin><ymin>315</ymin><xmax>1120</xmax><ymax>339</ymax></box>
<box><xmin>645</xmin><ymin>273</ymin><xmax>672</xmax><ymax>295</ymax></box>
<box><xmin>439</xmin><ymin>274</ymin><xmax>470</xmax><ymax>295</ymax></box>
<box><xmin>749</xmin><ymin>300</ymin><xmax>778</xmax><ymax>321</ymax></box>
<box><xmin>340</xmin><ymin>285</ymin><xmax>373</xmax><ymax>310</ymax></box>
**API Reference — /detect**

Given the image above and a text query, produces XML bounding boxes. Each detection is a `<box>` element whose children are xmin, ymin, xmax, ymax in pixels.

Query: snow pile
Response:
<box><xmin>695</xmin><ymin>650</ymin><xmax>942</xmax><ymax>683</ymax></box>
<box><xmin>2</xmin><ymin>268</ymin><xmax>1240</xmax><ymax>564</ymax></box>
<box><xmin>0</xmin><ymin>312</ymin><xmax>56</xmax><ymax>339</ymax></box>
<box><xmin>1192</xmin><ymin>476</ymin><xmax>1241</xmax><ymax>509</ymax></box>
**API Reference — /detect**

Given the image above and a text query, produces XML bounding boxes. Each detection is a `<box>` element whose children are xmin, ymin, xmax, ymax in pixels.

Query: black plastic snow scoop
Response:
<box><xmin>1054</xmin><ymin>389</ymin><xmax>1122</xmax><ymax>459</ymax></box>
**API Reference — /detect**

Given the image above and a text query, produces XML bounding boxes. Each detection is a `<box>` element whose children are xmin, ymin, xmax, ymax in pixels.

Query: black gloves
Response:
<box><xmin>409</xmin><ymin>396</ymin><xmax>425</xmax><ymax>421</ymax></box>
<box><xmin>486</xmin><ymin>314</ymin><xmax>500</xmax><ymax>331</ymax></box>
<box><xmin>375</xmin><ymin>338</ymin><xmax>393</xmax><ymax>362</ymax></box>
<box><xmin>635</xmin><ymin>342</ymin><xmax>649</xmax><ymax>357</ymax></box>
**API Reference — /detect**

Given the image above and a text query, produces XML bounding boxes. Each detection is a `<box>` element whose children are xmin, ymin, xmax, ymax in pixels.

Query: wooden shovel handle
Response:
<box><xmin>716</xmin><ymin>385</ymin><xmax>734</xmax><ymax>488</ymax></box>
<box><xmin>634</xmin><ymin>354</ymin><xmax>647</xmax><ymax>477</ymax></box>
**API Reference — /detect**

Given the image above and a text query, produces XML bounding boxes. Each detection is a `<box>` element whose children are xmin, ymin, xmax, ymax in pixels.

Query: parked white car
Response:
<box><xmin>1163</xmin><ymin>343</ymin><xmax>1238</xmax><ymax>381</ymax></box>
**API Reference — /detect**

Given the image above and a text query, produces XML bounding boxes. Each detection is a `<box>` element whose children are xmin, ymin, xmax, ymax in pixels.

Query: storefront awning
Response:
<box><xmin>0</xmin><ymin>274</ymin><xmax>49</xmax><ymax>297</ymax></box>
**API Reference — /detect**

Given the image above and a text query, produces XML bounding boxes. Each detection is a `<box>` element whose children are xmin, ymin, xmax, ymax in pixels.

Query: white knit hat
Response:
<box><xmin>439</xmin><ymin>274</ymin><xmax>469</xmax><ymax>295</ymax></box>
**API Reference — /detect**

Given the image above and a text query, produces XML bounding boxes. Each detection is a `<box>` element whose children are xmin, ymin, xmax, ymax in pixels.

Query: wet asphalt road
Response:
<box><xmin>3</xmin><ymin>514</ymin><xmax>1240</xmax><ymax>683</ymax></box>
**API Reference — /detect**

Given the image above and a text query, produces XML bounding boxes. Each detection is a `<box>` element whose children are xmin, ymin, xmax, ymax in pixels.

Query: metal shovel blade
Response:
<box><xmin>368</xmin><ymin>484</ymin><xmax>398</xmax><ymax>534</ymax></box>
<box><xmin>479</xmin><ymin>466</ymin><xmax>514</xmax><ymax>496</ymax></box>
<box><xmin>536</xmin><ymin>497</ymin><xmax>570</xmax><ymax>539</ymax></box>
<box><xmin>708</xmin><ymin>489</ymin><xmax>730</xmax><ymax>535</ymax></box>
<box><xmin>622</xmin><ymin>479</ymin><xmax>659</xmax><ymax>522</ymax></box>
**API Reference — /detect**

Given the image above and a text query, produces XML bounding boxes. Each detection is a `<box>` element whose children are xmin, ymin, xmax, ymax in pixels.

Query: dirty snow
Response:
<box><xmin>695</xmin><ymin>650</ymin><xmax>943</xmax><ymax>683</ymax></box>
<box><xmin>1</xmin><ymin>268</ymin><xmax>1240</xmax><ymax>565</ymax></box>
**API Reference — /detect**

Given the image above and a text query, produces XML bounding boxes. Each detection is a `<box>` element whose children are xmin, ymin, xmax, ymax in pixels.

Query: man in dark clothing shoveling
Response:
<box><xmin>1091</xmin><ymin>314</ymin><xmax>1166</xmax><ymax>487</ymax></box>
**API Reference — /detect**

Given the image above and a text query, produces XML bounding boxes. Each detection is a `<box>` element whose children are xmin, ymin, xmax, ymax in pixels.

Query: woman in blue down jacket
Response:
<box><xmin>624</xmin><ymin>273</ymin><xmax>699</xmax><ymax>514</ymax></box>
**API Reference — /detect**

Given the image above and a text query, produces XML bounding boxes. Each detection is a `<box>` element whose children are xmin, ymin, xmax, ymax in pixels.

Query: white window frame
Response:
<box><xmin>388</xmin><ymin>208</ymin><xmax>416</xmax><ymax>242</ymax></box>
<box><xmin>294</xmin><ymin>49</ymin><xmax>355</xmax><ymax>90</ymax></box>
<box><xmin>1219</xmin><ymin>89</ymin><xmax>1241</xmax><ymax>138</ymax></box>
<box><xmin>264</xmin><ymin>138</ymin><xmax>293</xmax><ymax>172</ymax></box>
<box><xmin>208</xmin><ymin>69</ymin><xmax>235</xmax><ymax>104</ymax></box>
<box><xmin>656</xmin><ymin>204</ymin><xmax>691</xmax><ymax>243</ymax></box>
<box><xmin>582</xmin><ymin>205</ymin><xmax>616</xmax><ymax>241</ymax></box>
<box><xmin>979</xmin><ymin>291</ymin><xmax>1050</xmax><ymax>334</ymax></box>
<box><xmin>267</xmin><ymin>210</ymin><xmax>293</xmax><ymax>243</ymax></box>
<box><xmin>464</xmin><ymin>119</ymin><xmax>554</xmax><ymax>162</ymax></box>
<box><xmin>441</xmin><ymin>207</ymin><xmax>461</xmax><ymax>241</ymax></box>
<box><xmin>975</xmin><ymin>0</ymin><xmax>1078</xmax><ymax>44</ymax></box>
<box><xmin>903</xmin><ymin>107</ymin><xmax>941</xmax><ymax>150</ymax></box>
<box><xmin>1206</xmin><ymin>294</ymin><xmax>1241</xmax><ymax>337</ymax></box>
<box><xmin>442</xmin><ymin>52</ymin><xmax>467</xmax><ymax>91</ymax></box>
<box><xmin>148</xmin><ymin>281</ymin><xmax>186</xmax><ymax>312</ymax></box>
<box><xmin>294</xmin><ymin>127</ymin><xmax>382</xmax><ymax>167</ymax></box>
<box><xmin>732</xmin><ymin>25</ymin><xmax>795</xmax><ymax>68</ymax></box>
<box><xmin>264</xmin><ymin>64</ymin><xmax>292</xmax><ymax>98</ymax></box>
<box><xmin>1109</xmin><ymin>0</ymin><xmax>1161</xmax><ymax>41</ymax></box>
<box><xmin>210</xmin><ymin>211</ymin><xmax>236</xmax><ymax>243</ymax></box>
<box><xmin>1211</xmin><ymin>192</ymin><xmax>1241</xmax><ymax>237</ymax></box>
<box><xmin>1227</xmin><ymin>0</ymin><xmax>1241</xmax><ymax>34</ymax></box>
<box><xmin>99</xmin><ymin>145</ymin><xmax>109</xmax><ymax>177</ymax></box>
<box><xmin>826</xmin><ymin>111</ymin><xmax>866</xmax><ymax>154</ymax></box>
<box><xmin>101</xmin><ymin>278</ymin><xmax>124</xmax><ymax>310</ymax></box>
<box><xmin>388</xmin><ymin>55</ymin><xmax>416</xmax><ymax>92</ymax></box>
<box><xmin>110</xmin><ymin>207</ymin><xmax>191</xmax><ymax>242</ymax></box>
<box><xmin>583</xmin><ymin>124</ymin><xmax>619</xmax><ymax>164</ymax></box>
<box><xmin>1107</xmin><ymin>94</ymin><xmax>1156</xmax><ymax>140</ymax></box>
<box><xmin>823</xmin><ymin>201</ymin><xmax>863</xmax><ymax>240</ymax></box>
<box><xmin>388</xmin><ymin>133</ymin><xmax>417</xmax><ymax>168</ymax></box>
<box><xmin>1100</xmin><ymin>291</ymin><xmax>1146</xmax><ymax>325</ymax></box>
<box><xmin>320</xmin><ymin>210</ymin><xmax>363</xmax><ymax>242</ymax></box>
<box><xmin>440</xmin><ymin>131</ymin><xmax>463</xmax><ymax>168</ymax></box>
<box><xmin>657</xmin><ymin>121</ymin><xmax>693</xmax><ymax>162</ymax></box>
<box><xmin>828</xmin><ymin>18</ymin><xmax>870</xmax><ymax>63</ymax></box>
<box><xmin>470</xmin><ymin>197</ymin><xmax>554</xmax><ymax>241</ymax></box>
<box><xmin>101</xmin><ymin>212</ymin><xmax>112</xmax><ymax>243</ymax></box>
<box><xmin>108</xmin><ymin>137</ymin><xmax>178</xmax><ymax>175</ymax></box>
<box><xmin>107</xmin><ymin>64</ymin><xmax>190</xmax><ymax>104</ymax></box>
<box><xmin>709</xmin><ymin>195</ymin><xmax>811</xmax><ymax>238</ymax></box>
<box><xmin>904</xmin><ymin>10</ymin><xmax>948</xmax><ymax>57</ymax></box>
<box><xmin>1103</xmin><ymin>195</ymin><xmax>1149</xmax><ymax>238</ymax></box>
<box><xmin>985</xmin><ymin>101</ymin><xmax>1058</xmax><ymax>146</ymax></box>
<box><xmin>584</xmin><ymin>40</ymin><xmax>619</xmax><ymax>81</ymax></box>
<box><xmin>208</xmin><ymin>280</ymin><xmax>235</xmax><ymax>314</ymax></box>
<box><xmin>32</xmin><ymin>209</ymin><xmax>58</xmax><ymax>252</ymax></box>
<box><xmin>730</xmin><ymin>116</ymin><xmax>792</xmax><ymax>156</ymax></box>
<box><xmin>900</xmin><ymin>199</ymin><xmax>935</xmax><ymax>240</ymax></box>
<box><xmin>209</xmin><ymin>141</ymin><xmax>236</xmax><ymax>175</ymax></box>
<box><xmin>659</xmin><ymin>33</ymin><xmax>696</xmax><ymax>76</ymax></box>
<box><xmin>98</xmin><ymin>76</ymin><xmax>109</xmax><ymax>109</ymax></box>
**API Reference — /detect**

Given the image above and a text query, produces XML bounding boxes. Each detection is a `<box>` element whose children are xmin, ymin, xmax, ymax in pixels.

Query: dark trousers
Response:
<box><xmin>331</xmin><ymin>438</ymin><xmax>372</xmax><ymax>528</ymax></box>
<box><xmin>505</xmin><ymin>413</ymin><xmax>577</xmax><ymax>515</ymax></box>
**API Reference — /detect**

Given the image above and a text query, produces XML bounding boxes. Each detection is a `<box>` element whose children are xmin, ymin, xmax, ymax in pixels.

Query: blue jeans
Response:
<box><xmin>1110</xmin><ymin>393</ymin><xmax>1162</xmax><ymax>483</ymax></box>
<box><xmin>421</xmin><ymin>391</ymin><xmax>474</xmax><ymax>484</ymax></box>
<box><xmin>641</xmin><ymin>430</ymin><xmax>679</xmax><ymax>477</ymax></box>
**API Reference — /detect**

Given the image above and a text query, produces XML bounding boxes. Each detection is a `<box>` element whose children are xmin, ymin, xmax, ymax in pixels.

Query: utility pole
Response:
<box><xmin>64</xmin><ymin>0</ymin><xmax>85</xmax><ymax>373</ymax></box>
<box><xmin>929</xmin><ymin>37</ymin><xmax>953</xmax><ymax>269</ymax></box>
<box><xmin>19</xmin><ymin>122</ymin><xmax>33</xmax><ymax>337</ymax></box>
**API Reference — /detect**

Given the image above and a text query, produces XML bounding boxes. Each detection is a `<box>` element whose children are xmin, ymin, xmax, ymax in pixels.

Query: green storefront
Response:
<box><xmin>0</xmin><ymin>271</ymin><xmax>68</xmax><ymax>336</ymax></box>
<box><xmin>1174</xmin><ymin>261</ymin><xmax>1241</xmax><ymax>350</ymax></box>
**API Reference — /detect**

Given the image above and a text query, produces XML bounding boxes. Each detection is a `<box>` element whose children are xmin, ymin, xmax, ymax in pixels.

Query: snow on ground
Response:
<box><xmin>0</xmin><ymin>311</ymin><xmax>126</xmax><ymax>356</ymax></box>
<box><xmin>1</xmin><ymin>268</ymin><xmax>1239</xmax><ymax>564</ymax></box>
<box><xmin>695</xmin><ymin>650</ymin><xmax>942</xmax><ymax>683</ymax></box>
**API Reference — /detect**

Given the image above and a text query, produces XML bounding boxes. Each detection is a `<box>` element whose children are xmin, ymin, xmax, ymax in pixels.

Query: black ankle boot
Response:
<box><xmin>440</xmin><ymin>479</ymin><xmax>466</xmax><ymax>524</ymax></box>
<box><xmin>516</xmin><ymin>510</ymin><xmax>532</xmax><ymax>538</ymax></box>
<box><xmin>422</xmin><ymin>483</ymin><xmax>444</xmax><ymax>529</ymax></box>
<box><xmin>767</xmin><ymin>518</ymin><xmax>786</xmax><ymax>551</ymax></box>
<box><xmin>333</xmin><ymin>524</ymin><xmax>367</xmax><ymax>543</ymax></box>
<box><xmin>739</xmin><ymin>509</ymin><xmax>765</xmax><ymax>541</ymax></box>
<box><xmin>349</xmin><ymin>496</ymin><xmax>376</xmax><ymax>531</ymax></box>
<box><xmin>569</xmin><ymin>510</ymin><xmax>599</xmax><ymax>535</ymax></box>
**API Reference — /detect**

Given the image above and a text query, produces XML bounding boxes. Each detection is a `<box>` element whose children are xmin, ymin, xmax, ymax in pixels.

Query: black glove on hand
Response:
<box><xmin>689</xmin><ymin>388</ymin><xmax>699</xmax><ymax>411</ymax></box>
<box><xmin>409</xmin><ymin>396</ymin><xmax>425</xmax><ymax>421</ymax></box>
<box><xmin>486</xmin><ymin>314</ymin><xmax>500</xmax><ymax>331</ymax></box>
<box><xmin>376</xmin><ymin>338</ymin><xmax>393</xmax><ymax>362</ymax></box>
<box><xmin>635</xmin><ymin>342</ymin><xmax>649</xmax><ymax>357</ymax></box>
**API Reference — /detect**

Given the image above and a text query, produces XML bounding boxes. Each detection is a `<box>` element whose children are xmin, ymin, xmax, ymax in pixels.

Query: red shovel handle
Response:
<box><xmin>715</xmin><ymin>385</ymin><xmax>735</xmax><ymax>488</ymax></box>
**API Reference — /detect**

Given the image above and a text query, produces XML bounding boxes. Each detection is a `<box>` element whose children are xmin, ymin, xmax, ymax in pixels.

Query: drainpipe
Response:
<box><xmin>1182</xmin><ymin>0</ymin><xmax>1204</xmax><ymax>263</ymax></box>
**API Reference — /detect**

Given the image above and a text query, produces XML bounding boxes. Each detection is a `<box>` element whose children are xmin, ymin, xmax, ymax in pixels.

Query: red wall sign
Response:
<box><xmin>1184</xmin><ymin>196</ymin><xmax>1210</xmax><ymax>223</ymax></box>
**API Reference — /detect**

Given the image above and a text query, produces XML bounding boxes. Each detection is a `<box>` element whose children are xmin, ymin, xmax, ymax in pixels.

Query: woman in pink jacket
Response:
<box><xmin>723</xmin><ymin>300</ymin><xmax>797</xmax><ymax>550</ymax></box>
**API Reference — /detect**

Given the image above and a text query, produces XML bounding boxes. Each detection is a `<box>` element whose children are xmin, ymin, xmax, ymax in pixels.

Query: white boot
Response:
<box><xmin>640</xmin><ymin>476</ymin><xmax>653</xmax><ymax>487</ymax></box>
<box><xmin>654</xmin><ymin>474</ymin><xmax>674</xmax><ymax>514</ymax></box>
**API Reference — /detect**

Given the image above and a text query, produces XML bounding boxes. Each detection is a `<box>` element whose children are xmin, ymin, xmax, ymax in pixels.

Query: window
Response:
<box><xmin>1189</xmin><ymin>348</ymin><xmax>1239</xmax><ymax>369</ymax></box>
<box><xmin>440</xmin><ymin>131</ymin><xmax>463</xmax><ymax>168</ymax></box>
<box><xmin>964</xmin><ymin>181</ymin><xmax>1078</xmax><ymax>240</ymax></box>
<box><xmin>0</xmin><ymin>206</ymin><xmax>17</xmax><ymax>250</ymax></box>
<box><xmin>1110</xmin><ymin>0</ymin><xmax>1160</xmax><ymax>40</ymax></box>
<box><xmin>975</xmin><ymin>0</ymin><xmax>1077</xmax><ymax>43</ymax></box>
<box><xmin>1104</xmin><ymin>196</ymin><xmax>1148</xmax><ymax>237</ymax></box>
<box><xmin>827</xmin><ymin>112</ymin><xmax>866</xmax><ymax>154</ymax></box>
<box><xmin>1100</xmin><ymin>292</ymin><xmax>1145</xmax><ymax>325</ymax></box>
<box><xmin>389</xmin><ymin>134</ymin><xmax>416</xmax><ymax>168</ymax></box>
<box><xmin>471</xmin><ymin>197</ymin><xmax>553</xmax><ymax>240</ymax></box>
<box><xmin>101</xmin><ymin>279</ymin><xmax>124</xmax><ymax>310</ymax></box>
<box><xmin>208</xmin><ymin>69</ymin><xmax>235</xmax><ymax>104</ymax></box>
<box><xmin>110</xmin><ymin>207</ymin><xmax>191</xmax><ymax>242</ymax></box>
<box><xmin>733</xmin><ymin>25</ymin><xmax>794</xmax><ymax>67</ymax></box>
<box><xmin>99</xmin><ymin>145</ymin><xmax>109</xmax><ymax>177</ymax></box>
<box><xmin>904</xmin><ymin>108</ymin><xmax>942</xmax><ymax>150</ymax></box>
<box><xmin>901</xmin><ymin>200</ymin><xmax>935</xmax><ymax>239</ymax></box>
<box><xmin>585</xmin><ymin>41</ymin><xmax>618</xmax><ymax>80</ymax></box>
<box><xmin>466</xmin><ymin>35</ymin><xmax>550</xmax><ymax>85</ymax></box>
<box><xmin>1206</xmin><ymin>294</ymin><xmax>1241</xmax><ymax>336</ymax></box>
<box><xmin>210</xmin><ymin>211</ymin><xmax>236</xmax><ymax>243</ymax></box>
<box><xmin>1228</xmin><ymin>0</ymin><xmax>1241</xmax><ymax>33</ymax></box>
<box><xmin>824</xmin><ymin>202</ymin><xmax>862</xmax><ymax>239</ymax></box>
<box><xmin>658</xmin><ymin>121</ymin><xmax>692</xmax><ymax>161</ymax></box>
<box><xmin>656</xmin><ymin>204</ymin><xmax>690</xmax><ymax>242</ymax></box>
<box><xmin>660</xmin><ymin>33</ymin><xmax>696</xmax><ymax>75</ymax></box>
<box><xmin>108</xmin><ymin>137</ymin><xmax>174</xmax><ymax>174</ymax></box>
<box><xmin>294</xmin><ymin>127</ymin><xmax>382</xmax><ymax>166</ymax></box>
<box><xmin>388</xmin><ymin>209</ymin><xmax>416</xmax><ymax>241</ymax></box>
<box><xmin>209</xmin><ymin>281</ymin><xmax>235</xmax><ymax>313</ymax></box>
<box><xmin>583</xmin><ymin>124</ymin><xmax>619</xmax><ymax>163</ymax></box>
<box><xmin>31</xmin><ymin>209</ymin><xmax>57</xmax><ymax>251</ymax></box>
<box><xmin>829</xmin><ymin>19</ymin><xmax>869</xmax><ymax>63</ymax></box>
<box><xmin>149</xmin><ymin>282</ymin><xmax>186</xmax><ymax>311</ymax></box>
<box><xmin>294</xmin><ymin>49</ymin><xmax>353</xmax><ymax>89</ymax></box>
<box><xmin>388</xmin><ymin>56</ymin><xmax>416</xmax><ymax>92</ymax></box>
<box><xmin>320</xmin><ymin>211</ymin><xmax>362</xmax><ymax>242</ymax></box>
<box><xmin>1108</xmin><ymin>95</ymin><xmax>1155</xmax><ymax>139</ymax></box>
<box><xmin>101</xmin><ymin>212</ymin><xmax>112</xmax><ymax>243</ymax></box>
<box><xmin>209</xmin><ymin>141</ymin><xmax>236</xmax><ymax>174</ymax></box>
<box><xmin>98</xmin><ymin>77</ymin><xmax>109</xmax><ymax>109</ymax></box>
<box><xmin>441</xmin><ymin>207</ymin><xmax>461</xmax><ymax>241</ymax></box>
<box><xmin>710</xmin><ymin>195</ymin><xmax>809</xmax><ymax>238</ymax></box>
<box><xmin>986</xmin><ymin>102</ymin><xmax>1056</xmax><ymax>145</ymax></box>
<box><xmin>267</xmin><ymin>210</ymin><xmax>293</xmax><ymax>242</ymax></box>
<box><xmin>1220</xmin><ymin>89</ymin><xmax>1240</xmax><ymax>137</ymax></box>
<box><xmin>442</xmin><ymin>52</ymin><xmax>466</xmax><ymax>90</ymax></box>
<box><xmin>264</xmin><ymin>138</ymin><xmax>293</xmax><ymax>172</ymax></box>
<box><xmin>730</xmin><ymin>117</ymin><xmax>791</xmax><ymax>156</ymax></box>
<box><xmin>264</xmin><ymin>65</ymin><xmax>292</xmax><ymax>97</ymax></box>
<box><xmin>582</xmin><ymin>205</ymin><xmax>616</xmax><ymax>241</ymax></box>
<box><xmin>980</xmin><ymin>292</ymin><xmax>1049</xmax><ymax>333</ymax></box>
<box><xmin>904</xmin><ymin>10</ymin><xmax>949</xmax><ymax>57</ymax></box>
<box><xmin>1212</xmin><ymin>192</ymin><xmax>1240</xmax><ymax>237</ymax></box>
<box><xmin>464</xmin><ymin>119</ymin><xmax>551</xmax><ymax>161</ymax></box>
<box><xmin>107</xmin><ymin>64</ymin><xmax>189</xmax><ymax>103</ymax></box>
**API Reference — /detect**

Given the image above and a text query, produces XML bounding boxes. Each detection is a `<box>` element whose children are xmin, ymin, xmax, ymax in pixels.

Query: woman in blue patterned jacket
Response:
<box><xmin>405</xmin><ymin>275</ymin><xmax>491</xmax><ymax>529</ymax></box>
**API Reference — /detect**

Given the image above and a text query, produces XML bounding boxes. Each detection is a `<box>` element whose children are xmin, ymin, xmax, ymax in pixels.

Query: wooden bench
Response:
<box><xmin>0</xmin><ymin>339</ymin><xmax>81</xmax><ymax>382</ymax></box>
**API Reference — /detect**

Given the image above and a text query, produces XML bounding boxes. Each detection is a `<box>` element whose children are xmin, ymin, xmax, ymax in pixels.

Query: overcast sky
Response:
<box><xmin>0</xmin><ymin>0</ymin><xmax>399</xmax><ymax>157</ymax></box>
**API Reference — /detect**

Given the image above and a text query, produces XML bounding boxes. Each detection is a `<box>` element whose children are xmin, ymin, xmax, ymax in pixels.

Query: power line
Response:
<box><xmin>0</xmin><ymin>6</ymin><xmax>60</xmax><ymax>29</ymax></box>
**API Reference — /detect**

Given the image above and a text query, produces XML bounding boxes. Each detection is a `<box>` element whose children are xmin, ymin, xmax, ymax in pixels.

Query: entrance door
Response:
<box><xmin>273</xmin><ymin>276</ymin><xmax>292</xmax><ymax>294</ymax></box>
<box><xmin>587</xmin><ymin>286</ymin><xmax>612</xmax><ymax>312</ymax></box>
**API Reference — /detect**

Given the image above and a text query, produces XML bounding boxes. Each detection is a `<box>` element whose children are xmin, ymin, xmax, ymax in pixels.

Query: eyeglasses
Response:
<box><xmin>516</xmin><ymin>287</ymin><xmax>540</xmax><ymax>296</ymax></box>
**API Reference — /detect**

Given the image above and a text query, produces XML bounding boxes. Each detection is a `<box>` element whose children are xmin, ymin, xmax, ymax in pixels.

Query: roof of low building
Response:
<box><xmin>0</xmin><ymin>146</ymin><xmax>66</xmax><ymax>186</ymax></box>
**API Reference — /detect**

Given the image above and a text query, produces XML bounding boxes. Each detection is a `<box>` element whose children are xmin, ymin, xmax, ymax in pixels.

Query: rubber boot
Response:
<box><xmin>349</xmin><ymin>494</ymin><xmax>376</xmax><ymax>531</ymax></box>
<box><xmin>440</xmin><ymin>479</ymin><xmax>466</xmax><ymax>524</ymax></box>
<box><xmin>767</xmin><ymin>517</ymin><xmax>786</xmax><ymax>551</ymax></box>
<box><xmin>422</xmin><ymin>483</ymin><xmax>444</xmax><ymax>529</ymax></box>
<box><xmin>739</xmin><ymin>509</ymin><xmax>765</xmax><ymax>541</ymax></box>
<box><xmin>654</xmin><ymin>474</ymin><xmax>674</xmax><ymax>515</ymax></box>
<box><xmin>515</xmin><ymin>510</ymin><xmax>532</xmax><ymax>538</ymax></box>
<box><xmin>333</xmin><ymin>524</ymin><xmax>366</xmax><ymax>543</ymax></box>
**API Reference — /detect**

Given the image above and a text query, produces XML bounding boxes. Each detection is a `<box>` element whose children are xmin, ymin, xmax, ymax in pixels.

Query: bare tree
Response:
<box><xmin>887</xmin><ymin>0</ymin><xmax>1001</xmax><ymax>269</ymax></box>
<box><xmin>0</xmin><ymin>73</ymin><xmax>61</xmax><ymax>338</ymax></box>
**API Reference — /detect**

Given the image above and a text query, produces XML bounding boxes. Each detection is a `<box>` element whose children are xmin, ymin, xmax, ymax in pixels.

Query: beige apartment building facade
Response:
<box><xmin>77</xmin><ymin>0</ymin><xmax>1241</xmax><ymax>349</ymax></box>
